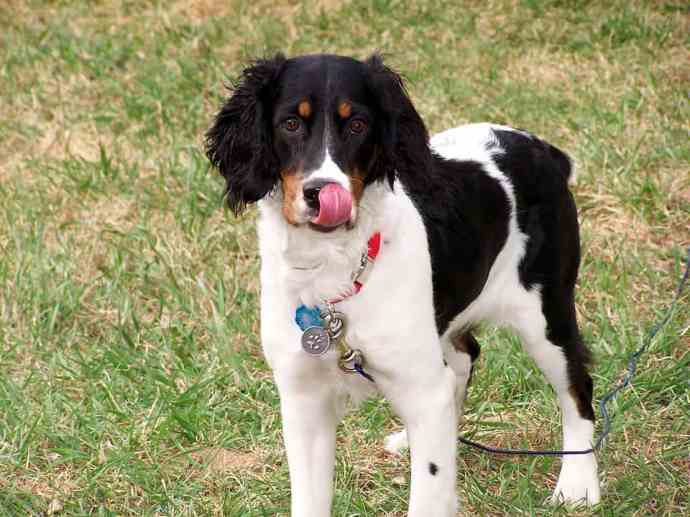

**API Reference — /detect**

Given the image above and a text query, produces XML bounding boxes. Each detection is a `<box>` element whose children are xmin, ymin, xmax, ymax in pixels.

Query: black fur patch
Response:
<box><xmin>403</xmin><ymin>155</ymin><xmax>510</xmax><ymax>334</ymax></box>
<box><xmin>205</xmin><ymin>55</ymin><xmax>286</xmax><ymax>214</ymax></box>
<box><xmin>491</xmin><ymin>129</ymin><xmax>594</xmax><ymax>421</ymax></box>
<box><xmin>361</xmin><ymin>62</ymin><xmax>512</xmax><ymax>336</ymax></box>
<box><xmin>429</xmin><ymin>462</ymin><xmax>438</xmax><ymax>476</ymax></box>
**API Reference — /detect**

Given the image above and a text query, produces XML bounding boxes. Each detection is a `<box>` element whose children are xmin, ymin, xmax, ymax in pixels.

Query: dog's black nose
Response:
<box><xmin>303</xmin><ymin>179</ymin><xmax>332</xmax><ymax>210</ymax></box>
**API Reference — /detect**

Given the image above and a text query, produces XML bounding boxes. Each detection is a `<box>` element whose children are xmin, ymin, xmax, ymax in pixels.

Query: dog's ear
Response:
<box><xmin>205</xmin><ymin>54</ymin><xmax>286</xmax><ymax>214</ymax></box>
<box><xmin>364</xmin><ymin>54</ymin><xmax>431</xmax><ymax>186</ymax></box>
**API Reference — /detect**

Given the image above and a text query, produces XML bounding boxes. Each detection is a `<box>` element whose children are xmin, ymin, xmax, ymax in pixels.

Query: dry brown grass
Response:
<box><xmin>192</xmin><ymin>446</ymin><xmax>264</xmax><ymax>473</ymax></box>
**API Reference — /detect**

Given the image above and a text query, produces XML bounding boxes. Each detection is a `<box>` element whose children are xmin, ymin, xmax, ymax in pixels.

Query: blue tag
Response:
<box><xmin>295</xmin><ymin>305</ymin><xmax>324</xmax><ymax>331</ymax></box>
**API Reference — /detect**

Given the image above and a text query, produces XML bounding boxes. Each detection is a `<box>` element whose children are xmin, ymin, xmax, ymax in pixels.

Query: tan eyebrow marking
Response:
<box><xmin>298</xmin><ymin>100</ymin><xmax>312</xmax><ymax>119</ymax></box>
<box><xmin>338</xmin><ymin>100</ymin><xmax>352</xmax><ymax>119</ymax></box>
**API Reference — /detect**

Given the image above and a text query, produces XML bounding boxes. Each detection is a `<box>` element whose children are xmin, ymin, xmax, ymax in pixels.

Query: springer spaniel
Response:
<box><xmin>206</xmin><ymin>53</ymin><xmax>600</xmax><ymax>515</ymax></box>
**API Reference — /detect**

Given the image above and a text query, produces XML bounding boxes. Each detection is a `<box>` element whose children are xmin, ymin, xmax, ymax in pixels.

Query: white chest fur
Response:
<box><xmin>256</xmin><ymin>181</ymin><xmax>440</xmax><ymax>399</ymax></box>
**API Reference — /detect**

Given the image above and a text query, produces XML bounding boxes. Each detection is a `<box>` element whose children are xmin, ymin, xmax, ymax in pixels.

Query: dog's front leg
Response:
<box><xmin>382</xmin><ymin>365</ymin><xmax>458</xmax><ymax>517</ymax></box>
<box><xmin>276</xmin><ymin>370</ymin><xmax>338</xmax><ymax>517</ymax></box>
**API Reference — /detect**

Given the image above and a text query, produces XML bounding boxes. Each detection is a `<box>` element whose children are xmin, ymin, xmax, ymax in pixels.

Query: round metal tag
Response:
<box><xmin>301</xmin><ymin>326</ymin><xmax>331</xmax><ymax>355</ymax></box>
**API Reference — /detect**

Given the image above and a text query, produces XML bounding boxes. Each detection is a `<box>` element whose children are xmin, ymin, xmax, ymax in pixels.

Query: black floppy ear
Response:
<box><xmin>205</xmin><ymin>54</ymin><xmax>286</xmax><ymax>214</ymax></box>
<box><xmin>364</xmin><ymin>54</ymin><xmax>432</xmax><ymax>186</ymax></box>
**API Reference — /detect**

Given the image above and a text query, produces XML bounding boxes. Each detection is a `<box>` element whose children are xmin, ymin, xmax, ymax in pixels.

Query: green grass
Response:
<box><xmin>1</xmin><ymin>0</ymin><xmax>688</xmax><ymax>515</ymax></box>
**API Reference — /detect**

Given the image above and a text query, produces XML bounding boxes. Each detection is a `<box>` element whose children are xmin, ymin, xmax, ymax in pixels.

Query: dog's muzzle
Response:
<box><xmin>303</xmin><ymin>181</ymin><xmax>352</xmax><ymax>228</ymax></box>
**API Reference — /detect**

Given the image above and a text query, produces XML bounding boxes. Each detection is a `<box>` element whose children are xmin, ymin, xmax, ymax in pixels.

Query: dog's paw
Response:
<box><xmin>550</xmin><ymin>459</ymin><xmax>600</xmax><ymax>506</ymax></box>
<box><xmin>384</xmin><ymin>430</ymin><xmax>408</xmax><ymax>455</ymax></box>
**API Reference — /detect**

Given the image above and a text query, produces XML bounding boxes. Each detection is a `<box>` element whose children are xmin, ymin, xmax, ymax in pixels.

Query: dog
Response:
<box><xmin>205</xmin><ymin>53</ymin><xmax>600</xmax><ymax>516</ymax></box>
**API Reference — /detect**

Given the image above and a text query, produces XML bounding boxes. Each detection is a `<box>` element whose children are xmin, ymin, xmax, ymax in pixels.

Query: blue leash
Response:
<box><xmin>458</xmin><ymin>246</ymin><xmax>690</xmax><ymax>456</ymax></box>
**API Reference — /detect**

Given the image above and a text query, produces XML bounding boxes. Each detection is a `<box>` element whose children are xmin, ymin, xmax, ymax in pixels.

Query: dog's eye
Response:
<box><xmin>282</xmin><ymin>117</ymin><xmax>301</xmax><ymax>132</ymax></box>
<box><xmin>348</xmin><ymin>119</ymin><xmax>367</xmax><ymax>135</ymax></box>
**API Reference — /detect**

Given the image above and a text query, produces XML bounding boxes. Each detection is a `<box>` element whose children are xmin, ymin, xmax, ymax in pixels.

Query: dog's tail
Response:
<box><xmin>492</xmin><ymin>127</ymin><xmax>577</xmax><ymax>188</ymax></box>
<box><xmin>545</xmin><ymin>140</ymin><xmax>577</xmax><ymax>186</ymax></box>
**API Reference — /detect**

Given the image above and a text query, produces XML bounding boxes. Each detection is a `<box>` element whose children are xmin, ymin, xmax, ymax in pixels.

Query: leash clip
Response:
<box><xmin>338</xmin><ymin>347</ymin><xmax>375</xmax><ymax>382</ymax></box>
<box><xmin>338</xmin><ymin>348</ymin><xmax>363</xmax><ymax>373</ymax></box>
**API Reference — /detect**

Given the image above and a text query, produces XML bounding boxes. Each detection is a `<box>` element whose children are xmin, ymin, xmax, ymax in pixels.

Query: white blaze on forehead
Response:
<box><xmin>308</xmin><ymin>149</ymin><xmax>357</xmax><ymax>222</ymax></box>
<box><xmin>309</xmin><ymin>149</ymin><xmax>351</xmax><ymax>191</ymax></box>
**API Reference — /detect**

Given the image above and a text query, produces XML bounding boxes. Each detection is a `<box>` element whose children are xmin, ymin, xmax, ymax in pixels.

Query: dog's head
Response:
<box><xmin>205</xmin><ymin>54</ymin><xmax>431</xmax><ymax>231</ymax></box>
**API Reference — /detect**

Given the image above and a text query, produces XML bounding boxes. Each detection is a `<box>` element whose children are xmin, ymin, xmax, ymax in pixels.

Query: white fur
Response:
<box><xmin>384</xmin><ymin>429</ymin><xmax>409</xmax><ymax>455</ymax></box>
<box><xmin>257</xmin><ymin>123</ymin><xmax>599</xmax><ymax>516</ymax></box>
<box><xmin>309</xmin><ymin>149</ymin><xmax>350</xmax><ymax>188</ymax></box>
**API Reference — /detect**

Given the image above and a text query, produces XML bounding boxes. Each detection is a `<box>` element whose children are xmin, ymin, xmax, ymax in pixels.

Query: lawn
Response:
<box><xmin>0</xmin><ymin>0</ymin><xmax>688</xmax><ymax>515</ymax></box>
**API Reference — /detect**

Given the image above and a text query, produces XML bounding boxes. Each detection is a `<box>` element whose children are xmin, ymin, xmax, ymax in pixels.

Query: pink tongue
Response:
<box><xmin>312</xmin><ymin>183</ymin><xmax>352</xmax><ymax>227</ymax></box>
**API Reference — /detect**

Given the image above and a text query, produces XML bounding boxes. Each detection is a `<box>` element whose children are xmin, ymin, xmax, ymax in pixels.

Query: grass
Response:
<box><xmin>0</xmin><ymin>0</ymin><xmax>688</xmax><ymax>515</ymax></box>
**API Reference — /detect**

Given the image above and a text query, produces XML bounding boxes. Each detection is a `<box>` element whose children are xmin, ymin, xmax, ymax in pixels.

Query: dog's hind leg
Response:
<box><xmin>507</xmin><ymin>286</ymin><xmax>600</xmax><ymax>506</ymax></box>
<box><xmin>445</xmin><ymin>329</ymin><xmax>480</xmax><ymax>421</ymax></box>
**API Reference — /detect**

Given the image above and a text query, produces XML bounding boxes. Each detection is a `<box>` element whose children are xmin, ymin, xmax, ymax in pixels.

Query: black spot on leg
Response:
<box><xmin>429</xmin><ymin>462</ymin><xmax>438</xmax><ymax>476</ymax></box>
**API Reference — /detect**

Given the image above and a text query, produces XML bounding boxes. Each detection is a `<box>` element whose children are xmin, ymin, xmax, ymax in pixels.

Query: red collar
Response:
<box><xmin>329</xmin><ymin>232</ymin><xmax>381</xmax><ymax>303</ymax></box>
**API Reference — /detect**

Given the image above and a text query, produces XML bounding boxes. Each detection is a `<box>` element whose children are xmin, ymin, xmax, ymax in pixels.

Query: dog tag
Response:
<box><xmin>301</xmin><ymin>326</ymin><xmax>331</xmax><ymax>355</ymax></box>
<box><xmin>295</xmin><ymin>305</ymin><xmax>323</xmax><ymax>331</ymax></box>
